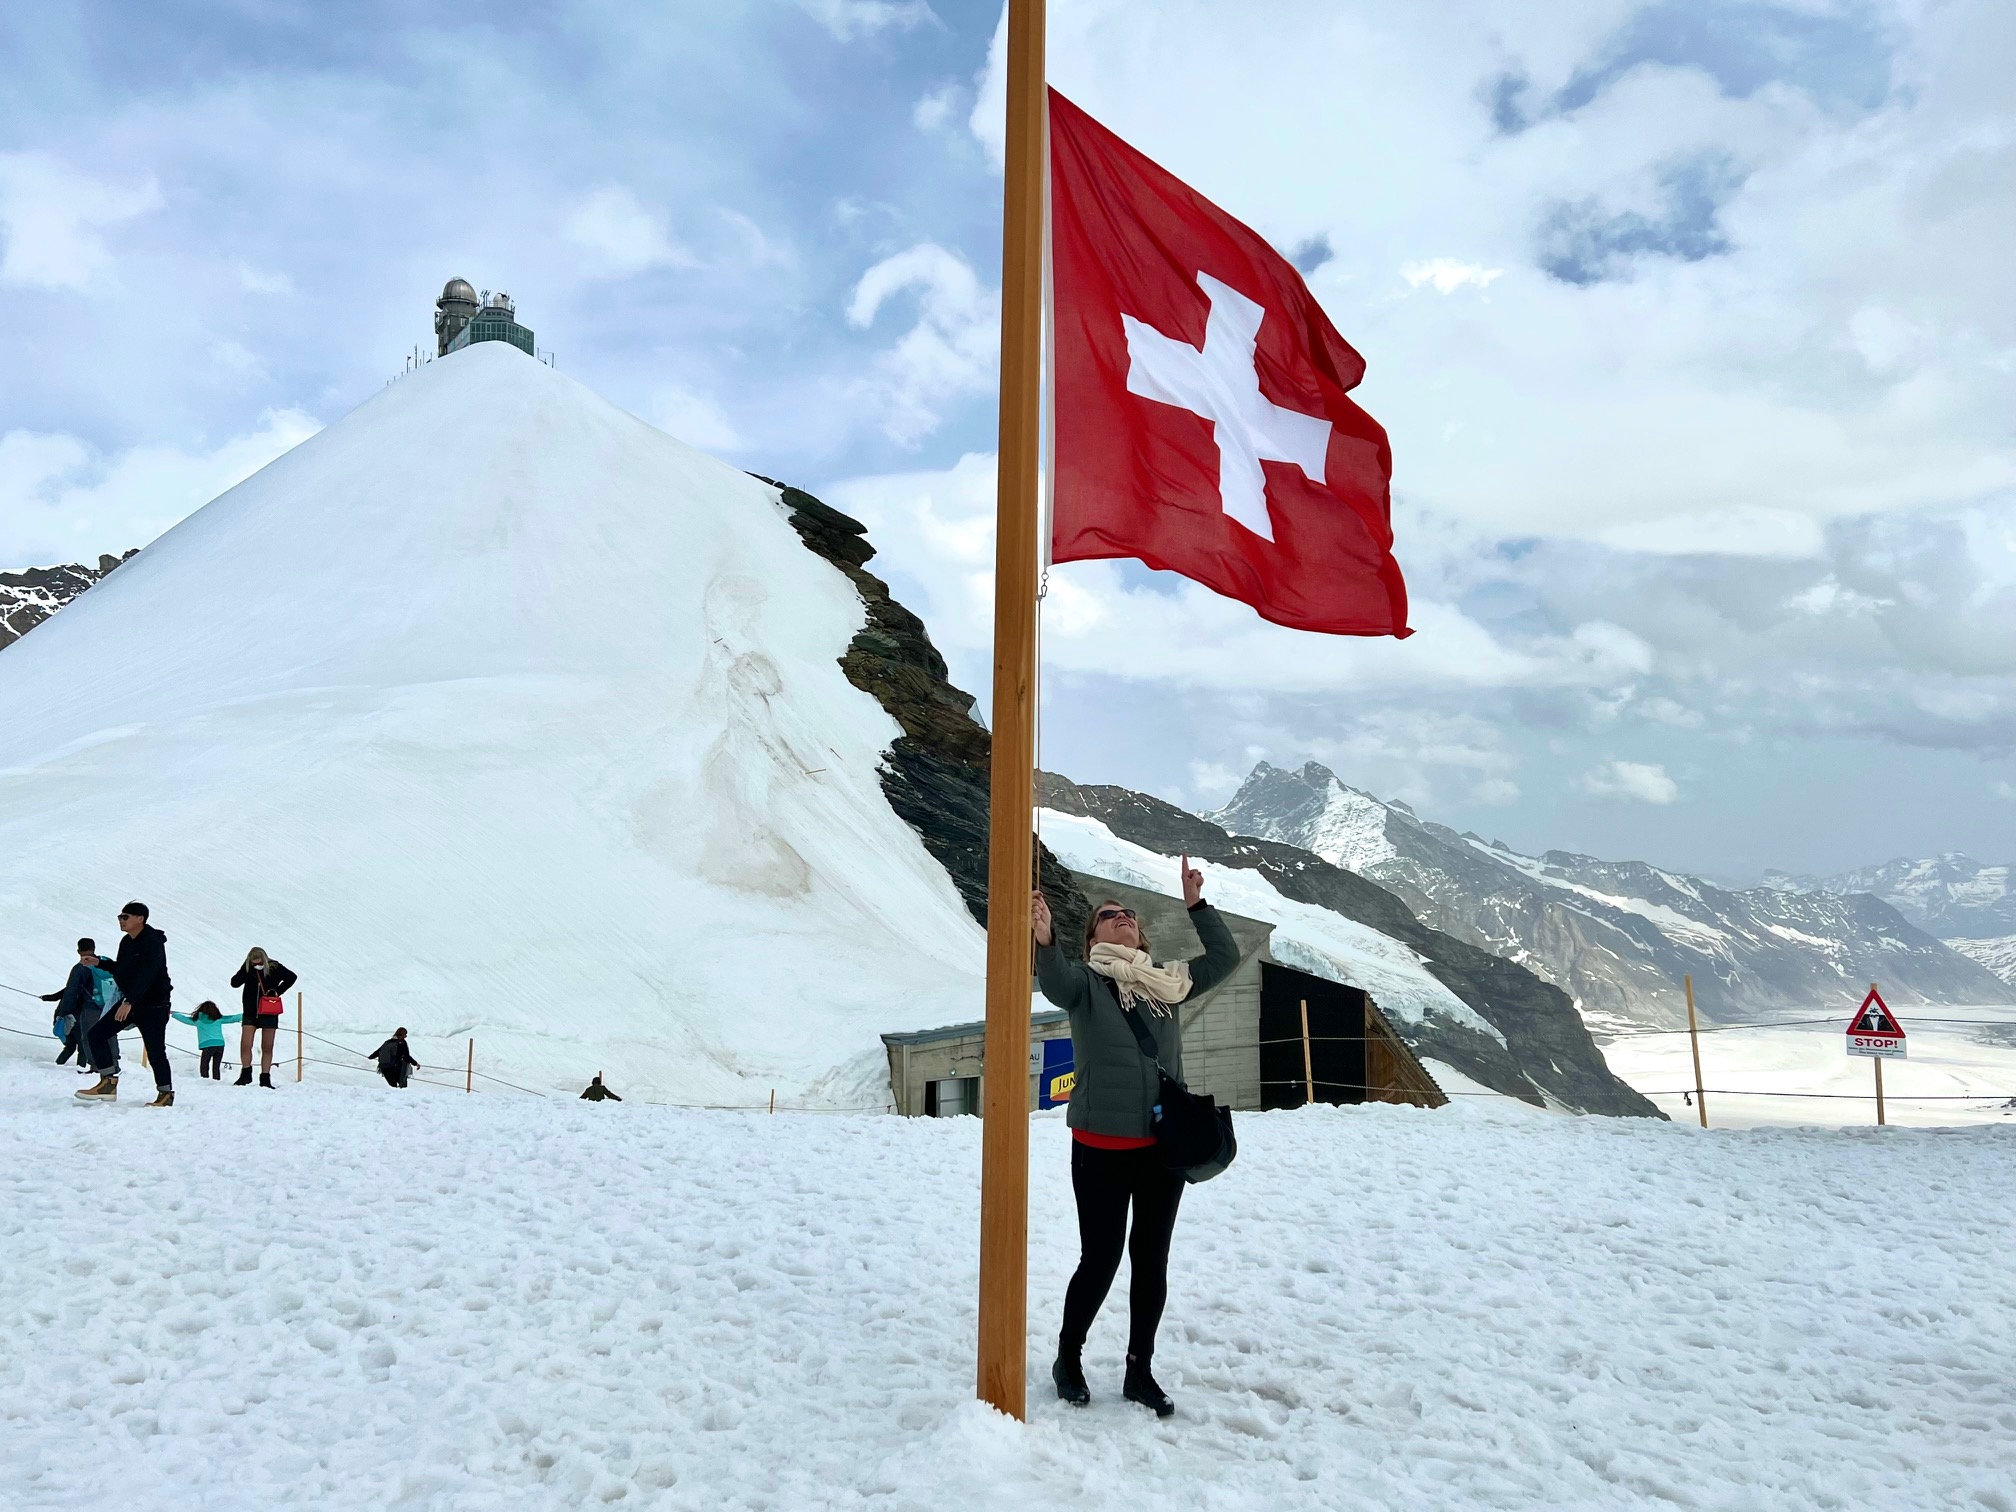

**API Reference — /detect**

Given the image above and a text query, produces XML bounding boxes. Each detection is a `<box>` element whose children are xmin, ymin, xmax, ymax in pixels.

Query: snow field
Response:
<box><xmin>1600</xmin><ymin>1004</ymin><xmax>2016</xmax><ymax>1130</ymax></box>
<box><xmin>4</xmin><ymin>1054</ymin><xmax>2011</xmax><ymax>1510</ymax></box>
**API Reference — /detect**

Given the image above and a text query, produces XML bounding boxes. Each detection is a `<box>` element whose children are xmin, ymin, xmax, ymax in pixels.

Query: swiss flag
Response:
<box><xmin>1048</xmin><ymin>89</ymin><xmax>1409</xmax><ymax>637</ymax></box>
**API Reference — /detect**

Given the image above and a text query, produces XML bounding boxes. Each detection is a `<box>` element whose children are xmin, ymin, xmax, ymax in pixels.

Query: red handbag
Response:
<box><xmin>259</xmin><ymin>994</ymin><xmax>285</xmax><ymax>1016</ymax></box>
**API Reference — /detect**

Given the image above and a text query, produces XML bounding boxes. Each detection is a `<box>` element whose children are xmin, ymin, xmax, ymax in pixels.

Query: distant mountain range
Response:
<box><xmin>1764</xmin><ymin>855</ymin><xmax>2016</xmax><ymax>987</ymax></box>
<box><xmin>1205</xmin><ymin>761</ymin><xmax>2011</xmax><ymax>1027</ymax></box>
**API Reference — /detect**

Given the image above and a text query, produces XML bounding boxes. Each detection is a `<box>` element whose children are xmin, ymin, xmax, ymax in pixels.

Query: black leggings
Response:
<box><xmin>88</xmin><ymin>1005</ymin><xmax>171</xmax><ymax>1090</ymax></box>
<box><xmin>1059</xmin><ymin>1141</ymin><xmax>1184</xmax><ymax>1361</ymax></box>
<box><xmin>200</xmin><ymin>1047</ymin><xmax>224</xmax><ymax>1079</ymax></box>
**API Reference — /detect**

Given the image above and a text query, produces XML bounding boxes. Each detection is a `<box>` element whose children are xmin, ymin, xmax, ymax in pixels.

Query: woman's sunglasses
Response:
<box><xmin>1094</xmin><ymin>907</ymin><xmax>1137</xmax><ymax>923</ymax></box>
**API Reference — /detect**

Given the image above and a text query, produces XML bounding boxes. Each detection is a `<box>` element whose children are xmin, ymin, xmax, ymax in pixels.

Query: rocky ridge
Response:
<box><xmin>0</xmin><ymin>552</ymin><xmax>137</xmax><ymax>651</ymax></box>
<box><xmin>1207</xmin><ymin>761</ymin><xmax>2009</xmax><ymax>1028</ymax></box>
<box><xmin>759</xmin><ymin>478</ymin><xmax>1093</xmax><ymax>957</ymax></box>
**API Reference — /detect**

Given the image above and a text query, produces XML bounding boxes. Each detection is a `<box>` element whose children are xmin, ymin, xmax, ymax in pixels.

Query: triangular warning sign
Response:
<box><xmin>1847</xmin><ymin>987</ymin><xmax>1904</xmax><ymax>1038</ymax></box>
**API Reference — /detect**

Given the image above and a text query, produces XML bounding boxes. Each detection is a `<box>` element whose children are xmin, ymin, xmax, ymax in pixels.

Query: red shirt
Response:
<box><xmin>1073</xmin><ymin>1129</ymin><xmax>1157</xmax><ymax>1151</ymax></box>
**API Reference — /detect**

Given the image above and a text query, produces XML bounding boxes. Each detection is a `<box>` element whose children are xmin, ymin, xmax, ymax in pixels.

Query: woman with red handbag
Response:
<box><xmin>230</xmin><ymin>947</ymin><xmax>298</xmax><ymax>1087</ymax></box>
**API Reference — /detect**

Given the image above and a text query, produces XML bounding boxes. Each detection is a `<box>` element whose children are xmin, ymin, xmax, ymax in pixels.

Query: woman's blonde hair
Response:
<box><xmin>1082</xmin><ymin>899</ymin><xmax>1150</xmax><ymax>957</ymax></box>
<box><xmin>246</xmin><ymin>947</ymin><xmax>269</xmax><ymax>966</ymax></box>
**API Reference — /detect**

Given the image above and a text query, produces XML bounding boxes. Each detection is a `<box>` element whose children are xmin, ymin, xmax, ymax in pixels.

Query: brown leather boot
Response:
<box><xmin>75</xmin><ymin>1075</ymin><xmax>118</xmax><ymax>1101</ymax></box>
<box><xmin>147</xmin><ymin>1087</ymin><xmax>175</xmax><ymax>1108</ymax></box>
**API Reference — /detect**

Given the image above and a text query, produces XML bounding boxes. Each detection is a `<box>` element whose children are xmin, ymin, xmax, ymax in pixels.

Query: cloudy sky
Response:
<box><xmin>3</xmin><ymin>0</ymin><xmax>2012</xmax><ymax>881</ymax></box>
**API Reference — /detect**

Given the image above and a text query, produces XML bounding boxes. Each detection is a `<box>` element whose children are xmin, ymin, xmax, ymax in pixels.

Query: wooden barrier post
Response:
<box><xmin>466</xmin><ymin>1038</ymin><xmax>473</xmax><ymax>1093</ymax></box>
<box><xmin>769</xmin><ymin>1088</ymin><xmax>776</xmax><ymax>1115</ymax></box>
<box><xmin>1684</xmin><ymin>975</ymin><xmax>1707</xmax><ymax>1128</ymax></box>
<box><xmin>296</xmin><ymin>991</ymin><xmax>303</xmax><ymax>1082</ymax></box>
<box><xmin>1871</xmin><ymin>985</ymin><xmax>1886</xmax><ymax>1125</ymax></box>
<box><xmin>1299</xmin><ymin>998</ymin><xmax>1315</xmax><ymax>1106</ymax></box>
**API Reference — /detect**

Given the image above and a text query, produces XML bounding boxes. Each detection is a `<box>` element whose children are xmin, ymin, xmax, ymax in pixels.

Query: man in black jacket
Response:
<box><xmin>77</xmin><ymin>902</ymin><xmax>175</xmax><ymax>1107</ymax></box>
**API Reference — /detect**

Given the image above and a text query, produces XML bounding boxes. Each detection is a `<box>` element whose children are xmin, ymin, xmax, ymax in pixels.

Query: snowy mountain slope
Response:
<box><xmin>1777</xmin><ymin>854</ymin><xmax>2016</xmax><ymax>940</ymax></box>
<box><xmin>0</xmin><ymin>343</ymin><xmax>987</xmax><ymax>1101</ymax></box>
<box><xmin>1036</xmin><ymin>809</ymin><xmax>1497</xmax><ymax>1040</ymax></box>
<box><xmin>1208</xmin><ymin>762</ymin><xmax>2010</xmax><ymax>1028</ymax></box>
<box><xmin>1948</xmin><ymin>935</ymin><xmax>2016</xmax><ymax>985</ymax></box>
<box><xmin>1041</xmin><ymin>771</ymin><xmax>1658</xmax><ymax>1116</ymax></box>
<box><xmin>0</xmin><ymin>551</ymin><xmax>134</xmax><ymax>650</ymax></box>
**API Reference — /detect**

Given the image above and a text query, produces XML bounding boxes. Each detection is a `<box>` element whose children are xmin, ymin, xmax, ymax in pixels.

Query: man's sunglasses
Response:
<box><xmin>1094</xmin><ymin>907</ymin><xmax>1137</xmax><ymax>923</ymax></box>
<box><xmin>116</xmin><ymin>913</ymin><xmax>134</xmax><ymax>921</ymax></box>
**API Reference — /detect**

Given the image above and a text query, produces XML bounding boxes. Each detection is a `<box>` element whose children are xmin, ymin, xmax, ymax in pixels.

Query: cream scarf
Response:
<box><xmin>1086</xmin><ymin>944</ymin><xmax>1193</xmax><ymax>1019</ymax></box>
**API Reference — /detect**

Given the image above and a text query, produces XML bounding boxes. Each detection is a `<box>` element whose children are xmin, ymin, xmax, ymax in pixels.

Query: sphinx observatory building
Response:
<box><xmin>433</xmin><ymin>278</ymin><xmax>536</xmax><ymax>358</ymax></box>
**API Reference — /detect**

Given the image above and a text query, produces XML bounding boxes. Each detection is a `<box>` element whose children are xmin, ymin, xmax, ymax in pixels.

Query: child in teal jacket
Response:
<box><xmin>172</xmin><ymin>1001</ymin><xmax>241</xmax><ymax>1080</ymax></box>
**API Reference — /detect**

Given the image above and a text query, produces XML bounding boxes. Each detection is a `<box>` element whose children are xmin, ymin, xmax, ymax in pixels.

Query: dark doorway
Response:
<box><xmin>1260</xmin><ymin>963</ymin><xmax>1367</xmax><ymax>1110</ymax></box>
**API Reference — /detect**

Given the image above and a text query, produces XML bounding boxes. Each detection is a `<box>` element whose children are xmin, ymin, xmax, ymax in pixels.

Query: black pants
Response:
<box><xmin>379</xmin><ymin>1066</ymin><xmax>408</xmax><ymax>1089</ymax></box>
<box><xmin>88</xmin><ymin>1004</ymin><xmax>172</xmax><ymax>1090</ymax></box>
<box><xmin>200</xmin><ymin>1046</ymin><xmax>224</xmax><ymax>1079</ymax></box>
<box><xmin>1059</xmin><ymin>1141</ymin><xmax>1184</xmax><ymax>1362</ymax></box>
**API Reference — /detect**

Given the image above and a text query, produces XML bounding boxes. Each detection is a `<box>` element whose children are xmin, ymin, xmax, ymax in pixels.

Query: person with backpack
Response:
<box><xmin>579</xmin><ymin>1074</ymin><xmax>622</xmax><ymax>1102</ymax></box>
<box><xmin>368</xmin><ymin>1028</ymin><xmax>419</xmax><ymax>1088</ymax></box>
<box><xmin>172</xmin><ymin>1001</ymin><xmax>242</xmax><ymax>1080</ymax></box>
<box><xmin>76</xmin><ymin>902</ymin><xmax>175</xmax><ymax>1107</ymax></box>
<box><xmin>1029</xmin><ymin>854</ymin><xmax>1239</xmax><ymax>1418</ymax></box>
<box><xmin>229</xmin><ymin>947</ymin><xmax>298</xmax><ymax>1088</ymax></box>
<box><xmin>40</xmin><ymin>939</ymin><xmax>117</xmax><ymax>1073</ymax></box>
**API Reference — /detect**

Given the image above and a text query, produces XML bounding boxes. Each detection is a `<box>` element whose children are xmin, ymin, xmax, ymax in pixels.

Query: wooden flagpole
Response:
<box><xmin>975</xmin><ymin>0</ymin><xmax>1046</xmax><ymax>1423</ymax></box>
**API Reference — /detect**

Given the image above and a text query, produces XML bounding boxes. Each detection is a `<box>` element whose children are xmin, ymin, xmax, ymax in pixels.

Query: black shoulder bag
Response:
<box><xmin>1120</xmin><ymin>1002</ymin><xmax>1237</xmax><ymax>1184</ymax></box>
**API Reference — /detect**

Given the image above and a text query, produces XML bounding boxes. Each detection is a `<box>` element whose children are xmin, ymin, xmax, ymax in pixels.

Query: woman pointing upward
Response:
<box><xmin>1031</xmin><ymin>852</ymin><xmax>1239</xmax><ymax>1417</ymax></box>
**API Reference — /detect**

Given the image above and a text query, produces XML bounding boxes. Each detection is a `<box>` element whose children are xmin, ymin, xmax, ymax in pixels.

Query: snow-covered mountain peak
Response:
<box><xmin>1206</xmin><ymin>759</ymin><xmax>1398</xmax><ymax>871</ymax></box>
<box><xmin>0</xmin><ymin>341</ymin><xmax>986</xmax><ymax>1099</ymax></box>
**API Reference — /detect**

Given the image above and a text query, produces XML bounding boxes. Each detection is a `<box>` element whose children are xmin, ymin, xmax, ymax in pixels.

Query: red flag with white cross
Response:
<box><xmin>1047</xmin><ymin>88</ymin><xmax>1409</xmax><ymax>637</ymax></box>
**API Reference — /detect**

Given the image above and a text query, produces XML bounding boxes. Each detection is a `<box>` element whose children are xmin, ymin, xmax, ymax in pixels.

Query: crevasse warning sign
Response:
<box><xmin>1845</xmin><ymin>987</ymin><xmax>1906</xmax><ymax>1058</ymax></box>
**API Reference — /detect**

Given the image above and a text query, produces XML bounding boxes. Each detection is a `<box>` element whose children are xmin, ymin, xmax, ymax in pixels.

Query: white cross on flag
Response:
<box><xmin>1048</xmin><ymin>89</ymin><xmax>1409</xmax><ymax>637</ymax></box>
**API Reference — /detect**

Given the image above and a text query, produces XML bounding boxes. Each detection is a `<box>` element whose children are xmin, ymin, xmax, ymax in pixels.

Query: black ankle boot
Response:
<box><xmin>258</xmin><ymin>1072</ymin><xmax>274</xmax><ymax>1089</ymax></box>
<box><xmin>1123</xmin><ymin>1354</ymin><xmax>1174</xmax><ymax>1417</ymax></box>
<box><xmin>235</xmin><ymin>1067</ymin><xmax>253</xmax><ymax>1086</ymax></box>
<box><xmin>1052</xmin><ymin>1353</ymin><xmax>1090</xmax><ymax>1407</ymax></box>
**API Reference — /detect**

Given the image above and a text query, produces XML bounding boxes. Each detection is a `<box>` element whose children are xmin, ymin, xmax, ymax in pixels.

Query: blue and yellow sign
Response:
<box><xmin>1038</xmin><ymin>1038</ymin><xmax>1075</xmax><ymax>1108</ymax></box>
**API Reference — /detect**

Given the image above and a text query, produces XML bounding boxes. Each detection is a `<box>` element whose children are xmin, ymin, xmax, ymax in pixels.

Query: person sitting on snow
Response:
<box><xmin>579</xmin><ymin>1074</ymin><xmax>621</xmax><ymax>1102</ymax></box>
<box><xmin>369</xmin><ymin>1028</ymin><xmax>419</xmax><ymax>1089</ymax></box>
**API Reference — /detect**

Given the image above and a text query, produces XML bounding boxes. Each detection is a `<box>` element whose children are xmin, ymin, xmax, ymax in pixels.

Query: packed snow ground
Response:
<box><xmin>4</xmin><ymin>1052</ymin><xmax>2010</xmax><ymax>1511</ymax></box>
<box><xmin>1599</xmin><ymin>1003</ymin><xmax>2016</xmax><ymax>1130</ymax></box>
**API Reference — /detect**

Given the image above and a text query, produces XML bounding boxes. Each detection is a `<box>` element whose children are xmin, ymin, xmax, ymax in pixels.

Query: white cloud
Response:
<box><xmin>968</xmin><ymin>6</ymin><xmax>1009</xmax><ymax>170</ymax></box>
<box><xmin>844</xmin><ymin>245</ymin><xmax>997</xmax><ymax>446</ymax></box>
<box><xmin>1994</xmin><ymin>781</ymin><xmax>2016</xmax><ymax>801</ymax></box>
<box><xmin>0</xmin><ymin>151</ymin><xmax>160</xmax><ymax>290</ymax></box>
<box><xmin>562</xmin><ymin>185</ymin><xmax>693</xmax><ymax>277</ymax></box>
<box><xmin>1472</xmin><ymin>777</ymin><xmax>1522</xmax><ymax>806</ymax></box>
<box><xmin>232</xmin><ymin>262</ymin><xmax>294</xmax><ymax>297</ymax></box>
<box><xmin>913</xmin><ymin>83</ymin><xmax>960</xmax><ymax>132</ymax></box>
<box><xmin>650</xmin><ymin>384</ymin><xmax>745</xmax><ymax>454</ymax></box>
<box><xmin>0</xmin><ymin>410</ymin><xmax>321</xmax><ymax>565</ymax></box>
<box><xmin>1401</xmin><ymin>258</ymin><xmax>1503</xmax><ymax>294</ymax></box>
<box><xmin>797</xmin><ymin>0</ymin><xmax>935</xmax><ymax>41</ymax></box>
<box><xmin>1581</xmin><ymin>760</ymin><xmax>1680</xmax><ymax>804</ymax></box>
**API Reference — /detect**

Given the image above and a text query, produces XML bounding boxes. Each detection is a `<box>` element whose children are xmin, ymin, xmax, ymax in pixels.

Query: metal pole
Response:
<box><xmin>975</xmin><ymin>0</ymin><xmax>1046</xmax><ymax>1425</ymax></box>
<box><xmin>1684</xmin><ymin>975</ymin><xmax>1707</xmax><ymax>1128</ymax></box>
<box><xmin>1300</xmin><ymin>998</ymin><xmax>1315</xmax><ymax>1106</ymax></box>
<box><xmin>296</xmin><ymin>991</ymin><xmax>303</xmax><ymax>1082</ymax></box>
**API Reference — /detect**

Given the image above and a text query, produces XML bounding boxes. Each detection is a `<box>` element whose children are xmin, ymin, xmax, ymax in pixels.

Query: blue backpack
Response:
<box><xmin>90</xmin><ymin>966</ymin><xmax>120</xmax><ymax>1011</ymax></box>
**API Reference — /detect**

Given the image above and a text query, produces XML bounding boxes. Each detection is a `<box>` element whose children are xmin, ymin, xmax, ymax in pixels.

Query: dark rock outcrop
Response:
<box><xmin>0</xmin><ymin>551</ymin><xmax>137</xmax><ymax>651</ymax></box>
<box><xmin>760</xmin><ymin>478</ymin><xmax>1092</xmax><ymax>956</ymax></box>
<box><xmin>1041</xmin><ymin>771</ymin><xmax>1662</xmax><ymax>1117</ymax></box>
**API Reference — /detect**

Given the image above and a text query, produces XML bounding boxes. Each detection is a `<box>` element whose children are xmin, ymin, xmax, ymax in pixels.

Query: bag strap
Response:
<box><xmin>1110</xmin><ymin>985</ymin><xmax>1187</xmax><ymax>1088</ymax></box>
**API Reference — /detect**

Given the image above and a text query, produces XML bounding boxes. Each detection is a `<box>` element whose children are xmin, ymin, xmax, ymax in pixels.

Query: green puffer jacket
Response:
<box><xmin>1034</xmin><ymin>902</ymin><xmax>1241</xmax><ymax>1139</ymax></box>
